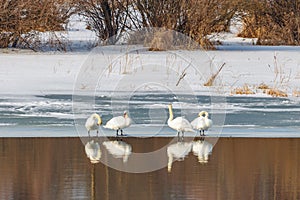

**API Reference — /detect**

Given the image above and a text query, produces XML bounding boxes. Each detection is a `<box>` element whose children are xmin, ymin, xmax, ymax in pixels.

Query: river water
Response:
<box><xmin>0</xmin><ymin>137</ymin><xmax>299</xmax><ymax>200</ymax></box>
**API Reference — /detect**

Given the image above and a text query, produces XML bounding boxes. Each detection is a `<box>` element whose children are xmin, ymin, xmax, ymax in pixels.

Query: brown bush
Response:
<box><xmin>77</xmin><ymin>0</ymin><xmax>130</xmax><ymax>45</ymax></box>
<box><xmin>133</xmin><ymin>0</ymin><xmax>237</xmax><ymax>49</ymax></box>
<box><xmin>185</xmin><ymin>0</ymin><xmax>237</xmax><ymax>49</ymax></box>
<box><xmin>0</xmin><ymin>0</ymin><xmax>76</xmax><ymax>49</ymax></box>
<box><xmin>134</xmin><ymin>0</ymin><xmax>185</xmax><ymax>30</ymax></box>
<box><xmin>238</xmin><ymin>0</ymin><xmax>300</xmax><ymax>45</ymax></box>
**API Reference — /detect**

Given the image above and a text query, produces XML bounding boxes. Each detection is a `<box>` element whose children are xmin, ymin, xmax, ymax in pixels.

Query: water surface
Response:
<box><xmin>0</xmin><ymin>137</ymin><xmax>299</xmax><ymax>199</ymax></box>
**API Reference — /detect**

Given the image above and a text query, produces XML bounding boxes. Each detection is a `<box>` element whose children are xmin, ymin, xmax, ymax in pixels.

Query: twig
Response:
<box><xmin>176</xmin><ymin>63</ymin><xmax>191</xmax><ymax>86</ymax></box>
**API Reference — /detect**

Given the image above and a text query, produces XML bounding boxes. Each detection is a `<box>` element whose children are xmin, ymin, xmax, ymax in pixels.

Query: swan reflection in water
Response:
<box><xmin>192</xmin><ymin>137</ymin><xmax>213</xmax><ymax>164</ymax></box>
<box><xmin>84</xmin><ymin>140</ymin><xmax>101</xmax><ymax>200</ymax></box>
<box><xmin>167</xmin><ymin>139</ymin><xmax>192</xmax><ymax>172</ymax></box>
<box><xmin>103</xmin><ymin>139</ymin><xmax>132</xmax><ymax>163</ymax></box>
<box><xmin>85</xmin><ymin>140</ymin><xmax>101</xmax><ymax>164</ymax></box>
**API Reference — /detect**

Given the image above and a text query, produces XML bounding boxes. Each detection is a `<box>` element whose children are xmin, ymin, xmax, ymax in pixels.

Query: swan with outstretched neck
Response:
<box><xmin>104</xmin><ymin>111</ymin><xmax>132</xmax><ymax>136</ymax></box>
<box><xmin>167</xmin><ymin>141</ymin><xmax>192</xmax><ymax>172</ymax></box>
<box><xmin>167</xmin><ymin>104</ymin><xmax>195</xmax><ymax>137</ymax></box>
<box><xmin>85</xmin><ymin>113</ymin><xmax>102</xmax><ymax>136</ymax></box>
<box><xmin>191</xmin><ymin>111</ymin><xmax>213</xmax><ymax>136</ymax></box>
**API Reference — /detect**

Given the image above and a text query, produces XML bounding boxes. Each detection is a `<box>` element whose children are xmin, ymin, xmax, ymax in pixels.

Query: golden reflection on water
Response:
<box><xmin>0</xmin><ymin>137</ymin><xmax>299</xmax><ymax>200</ymax></box>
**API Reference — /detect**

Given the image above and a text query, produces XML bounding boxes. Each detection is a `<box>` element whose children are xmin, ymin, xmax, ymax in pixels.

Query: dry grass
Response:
<box><xmin>148</xmin><ymin>30</ymin><xmax>174</xmax><ymax>51</ymax></box>
<box><xmin>257</xmin><ymin>83</ymin><xmax>288</xmax><ymax>97</ymax></box>
<box><xmin>146</xmin><ymin>29</ymin><xmax>200</xmax><ymax>51</ymax></box>
<box><xmin>257</xmin><ymin>83</ymin><xmax>271</xmax><ymax>94</ymax></box>
<box><xmin>231</xmin><ymin>84</ymin><xmax>255</xmax><ymax>95</ymax></box>
<box><xmin>231</xmin><ymin>83</ymin><xmax>289</xmax><ymax>97</ymax></box>
<box><xmin>293</xmin><ymin>90</ymin><xmax>300</xmax><ymax>97</ymax></box>
<box><xmin>257</xmin><ymin>83</ymin><xmax>270</xmax><ymax>90</ymax></box>
<box><xmin>254</xmin><ymin>53</ymin><xmax>290</xmax><ymax>98</ymax></box>
<box><xmin>266</xmin><ymin>88</ymin><xmax>288</xmax><ymax>97</ymax></box>
<box><xmin>204</xmin><ymin>63</ymin><xmax>225</xmax><ymax>86</ymax></box>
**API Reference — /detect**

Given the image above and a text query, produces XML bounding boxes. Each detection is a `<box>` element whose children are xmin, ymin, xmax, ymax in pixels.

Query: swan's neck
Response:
<box><xmin>199</xmin><ymin>111</ymin><xmax>209</xmax><ymax>118</ymax></box>
<box><xmin>204</xmin><ymin>111</ymin><xmax>209</xmax><ymax>118</ymax></box>
<box><xmin>168</xmin><ymin>106</ymin><xmax>173</xmax><ymax>121</ymax></box>
<box><xmin>93</xmin><ymin>114</ymin><xmax>101</xmax><ymax>125</ymax></box>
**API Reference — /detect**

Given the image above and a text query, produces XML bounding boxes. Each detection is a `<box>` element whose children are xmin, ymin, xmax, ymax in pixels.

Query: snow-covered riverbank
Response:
<box><xmin>1</xmin><ymin>45</ymin><xmax>299</xmax><ymax>97</ymax></box>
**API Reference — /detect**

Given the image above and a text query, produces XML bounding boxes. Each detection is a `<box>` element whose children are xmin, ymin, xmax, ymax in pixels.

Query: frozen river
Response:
<box><xmin>0</xmin><ymin>93</ymin><xmax>299</xmax><ymax>137</ymax></box>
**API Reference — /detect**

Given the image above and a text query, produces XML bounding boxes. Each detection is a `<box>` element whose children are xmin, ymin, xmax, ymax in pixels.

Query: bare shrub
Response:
<box><xmin>238</xmin><ymin>0</ymin><xmax>300</xmax><ymax>45</ymax></box>
<box><xmin>185</xmin><ymin>0</ymin><xmax>237</xmax><ymax>49</ymax></box>
<box><xmin>133</xmin><ymin>0</ymin><xmax>186</xmax><ymax>30</ymax></box>
<box><xmin>0</xmin><ymin>0</ymin><xmax>76</xmax><ymax>49</ymax></box>
<box><xmin>132</xmin><ymin>0</ymin><xmax>237</xmax><ymax>49</ymax></box>
<box><xmin>77</xmin><ymin>0</ymin><xmax>131</xmax><ymax>45</ymax></box>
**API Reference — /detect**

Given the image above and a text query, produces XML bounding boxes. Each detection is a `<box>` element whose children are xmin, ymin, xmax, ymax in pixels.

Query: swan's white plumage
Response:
<box><xmin>192</xmin><ymin>140</ymin><xmax>213</xmax><ymax>163</ymax></box>
<box><xmin>85</xmin><ymin>140</ymin><xmax>101</xmax><ymax>164</ymax></box>
<box><xmin>103</xmin><ymin>140</ymin><xmax>132</xmax><ymax>163</ymax></box>
<box><xmin>85</xmin><ymin>113</ymin><xmax>102</xmax><ymax>133</ymax></box>
<box><xmin>104</xmin><ymin>116</ymin><xmax>131</xmax><ymax>130</ymax></box>
<box><xmin>167</xmin><ymin>104</ymin><xmax>194</xmax><ymax>134</ymax></box>
<box><xmin>168</xmin><ymin>117</ymin><xmax>194</xmax><ymax>132</ymax></box>
<box><xmin>191</xmin><ymin>111</ymin><xmax>212</xmax><ymax>134</ymax></box>
<box><xmin>167</xmin><ymin>142</ymin><xmax>192</xmax><ymax>172</ymax></box>
<box><xmin>104</xmin><ymin>111</ymin><xmax>132</xmax><ymax>133</ymax></box>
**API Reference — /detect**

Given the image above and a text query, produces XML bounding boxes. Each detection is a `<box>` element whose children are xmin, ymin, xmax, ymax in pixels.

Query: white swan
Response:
<box><xmin>191</xmin><ymin>111</ymin><xmax>212</xmax><ymax>136</ymax></box>
<box><xmin>85</xmin><ymin>140</ymin><xmax>101</xmax><ymax>164</ymax></box>
<box><xmin>167</xmin><ymin>141</ymin><xmax>192</xmax><ymax>172</ymax></box>
<box><xmin>85</xmin><ymin>113</ymin><xmax>102</xmax><ymax>136</ymax></box>
<box><xmin>103</xmin><ymin>140</ymin><xmax>132</xmax><ymax>163</ymax></box>
<box><xmin>104</xmin><ymin>111</ymin><xmax>132</xmax><ymax>136</ymax></box>
<box><xmin>192</xmin><ymin>139</ymin><xmax>213</xmax><ymax>164</ymax></box>
<box><xmin>167</xmin><ymin>104</ymin><xmax>195</xmax><ymax>136</ymax></box>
